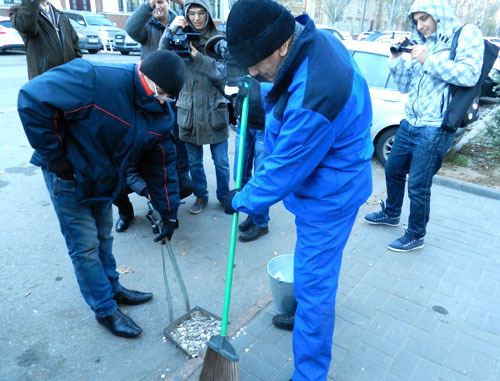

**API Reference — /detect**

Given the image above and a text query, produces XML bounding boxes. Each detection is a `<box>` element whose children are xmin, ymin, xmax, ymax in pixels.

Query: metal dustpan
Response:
<box><xmin>149</xmin><ymin>206</ymin><xmax>221</xmax><ymax>358</ymax></box>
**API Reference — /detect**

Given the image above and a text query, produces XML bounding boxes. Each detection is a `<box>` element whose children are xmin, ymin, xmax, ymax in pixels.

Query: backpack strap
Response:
<box><xmin>449</xmin><ymin>24</ymin><xmax>466</xmax><ymax>61</ymax></box>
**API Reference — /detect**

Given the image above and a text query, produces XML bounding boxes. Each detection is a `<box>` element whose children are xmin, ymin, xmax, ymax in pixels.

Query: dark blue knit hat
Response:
<box><xmin>226</xmin><ymin>0</ymin><xmax>295</xmax><ymax>67</ymax></box>
<box><xmin>141</xmin><ymin>50</ymin><xmax>186</xmax><ymax>97</ymax></box>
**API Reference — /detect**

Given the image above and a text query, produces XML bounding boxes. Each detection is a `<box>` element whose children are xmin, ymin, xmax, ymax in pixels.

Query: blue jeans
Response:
<box><xmin>384</xmin><ymin>120</ymin><xmax>455</xmax><ymax>239</ymax></box>
<box><xmin>42</xmin><ymin>169</ymin><xmax>121</xmax><ymax>318</ymax></box>
<box><xmin>234</xmin><ymin>125</ymin><xmax>270</xmax><ymax>227</ymax></box>
<box><xmin>185</xmin><ymin>140</ymin><xmax>230</xmax><ymax>202</ymax></box>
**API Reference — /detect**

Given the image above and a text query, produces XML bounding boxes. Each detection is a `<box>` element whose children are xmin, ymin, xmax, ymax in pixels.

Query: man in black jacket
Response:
<box><xmin>18</xmin><ymin>50</ymin><xmax>186</xmax><ymax>338</ymax></box>
<box><xmin>115</xmin><ymin>0</ymin><xmax>192</xmax><ymax>233</ymax></box>
<box><xmin>10</xmin><ymin>0</ymin><xmax>82</xmax><ymax>80</ymax></box>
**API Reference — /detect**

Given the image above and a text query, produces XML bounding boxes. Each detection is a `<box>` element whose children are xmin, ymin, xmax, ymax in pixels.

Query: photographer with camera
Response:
<box><xmin>160</xmin><ymin>0</ymin><xmax>230</xmax><ymax>215</ymax></box>
<box><xmin>364</xmin><ymin>0</ymin><xmax>484</xmax><ymax>252</ymax></box>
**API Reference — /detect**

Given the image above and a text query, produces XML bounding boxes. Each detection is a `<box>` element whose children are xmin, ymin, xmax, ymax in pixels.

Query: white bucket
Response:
<box><xmin>267</xmin><ymin>254</ymin><xmax>295</xmax><ymax>314</ymax></box>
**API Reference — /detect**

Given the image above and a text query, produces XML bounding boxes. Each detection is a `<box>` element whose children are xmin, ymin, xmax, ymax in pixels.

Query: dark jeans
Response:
<box><xmin>384</xmin><ymin>120</ymin><xmax>455</xmax><ymax>239</ymax></box>
<box><xmin>185</xmin><ymin>140</ymin><xmax>230</xmax><ymax>202</ymax></box>
<box><xmin>234</xmin><ymin>125</ymin><xmax>270</xmax><ymax>227</ymax></box>
<box><xmin>42</xmin><ymin>169</ymin><xmax>121</xmax><ymax>318</ymax></box>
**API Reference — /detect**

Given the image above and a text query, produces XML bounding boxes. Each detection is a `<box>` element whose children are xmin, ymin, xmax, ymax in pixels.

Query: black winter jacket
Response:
<box><xmin>10</xmin><ymin>0</ymin><xmax>82</xmax><ymax>80</ymax></box>
<box><xmin>18</xmin><ymin>59</ymin><xmax>180</xmax><ymax>220</ymax></box>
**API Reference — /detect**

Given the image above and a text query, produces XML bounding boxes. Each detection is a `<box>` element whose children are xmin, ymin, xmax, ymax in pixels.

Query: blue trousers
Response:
<box><xmin>292</xmin><ymin>209</ymin><xmax>358</xmax><ymax>381</ymax></box>
<box><xmin>43</xmin><ymin>169</ymin><xmax>121</xmax><ymax>318</ymax></box>
<box><xmin>384</xmin><ymin>120</ymin><xmax>455</xmax><ymax>238</ymax></box>
<box><xmin>185</xmin><ymin>140</ymin><xmax>230</xmax><ymax>202</ymax></box>
<box><xmin>234</xmin><ymin>125</ymin><xmax>269</xmax><ymax>227</ymax></box>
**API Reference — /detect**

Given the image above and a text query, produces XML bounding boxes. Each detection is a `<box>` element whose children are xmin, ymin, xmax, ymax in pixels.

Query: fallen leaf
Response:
<box><xmin>25</xmin><ymin>291</ymin><xmax>31</xmax><ymax>297</ymax></box>
<box><xmin>117</xmin><ymin>266</ymin><xmax>135</xmax><ymax>274</ymax></box>
<box><xmin>32</xmin><ymin>310</ymin><xmax>38</xmax><ymax>313</ymax></box>
<box><xmin>179</xmin><ymin>251</ymin><xmax>187</xmax><ymax>256</ymax></box>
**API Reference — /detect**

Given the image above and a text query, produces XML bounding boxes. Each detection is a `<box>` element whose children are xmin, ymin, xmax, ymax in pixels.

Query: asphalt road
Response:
<box><xmin>0</xmin><ymin>51</ymin><xmax>387</xmax><ymax>380</ymax></box>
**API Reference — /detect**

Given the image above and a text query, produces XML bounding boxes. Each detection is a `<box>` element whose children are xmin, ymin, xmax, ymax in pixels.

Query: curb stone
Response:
<box><xmin>434</xmin><ymin>174</ymin><xmax>500</xmax><ymax>200</ymax></box>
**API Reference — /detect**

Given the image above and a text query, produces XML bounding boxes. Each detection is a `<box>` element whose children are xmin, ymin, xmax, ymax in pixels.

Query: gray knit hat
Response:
<box><xmin>226</xmin><ymin>0</ymin><xmax>295</xmax><ymax>67</ymax></box>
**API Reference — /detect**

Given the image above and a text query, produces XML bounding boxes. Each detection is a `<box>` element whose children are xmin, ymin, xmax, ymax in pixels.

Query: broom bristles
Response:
<box><xmin>199</xmin><ymin>346</ymin><xmax>239</xmax><ymax>381</ymax></box>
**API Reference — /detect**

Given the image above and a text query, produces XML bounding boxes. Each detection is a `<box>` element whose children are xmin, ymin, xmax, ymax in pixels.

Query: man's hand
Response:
<box><xmin>190</xmin><ymin>42</ymin><xmax>198</xmax><ymax>59</ymax></box>
<box><xmin>224</xmin><ymin>189</ymin><xmax>240</xmax><ymax>215</ymax></box>
<box><xmin>149</xmin><ymin>0</ymin><xmax>156</xmax><ymax>9</ymax></box>
<box><xmin>234</xmin><ymin>76</ymin><xmax>265</xmax><ymax>128</ymax></box>
<box><xmin>390</xmin><ymin>36</ymin><xmax>411</xmax><ymax>58</ymax></box>
<box><xmin>154</xmin><ymin>219</ymin><xmax>178</xmax><ymax>242</ymax></box>
<box><xmin>410</xmin><ymin>45</ymin><xmax>428</xmax><ymax>64</ymax></box>
<box><xmin>169</xmin><ymin>15</ymin><xmax>187</xmax><ymax>31</ymax></box>
<box><xmin>48</xmin><ymin>156</ymin><xmax>74</xmax><ymax>180</ymax></box>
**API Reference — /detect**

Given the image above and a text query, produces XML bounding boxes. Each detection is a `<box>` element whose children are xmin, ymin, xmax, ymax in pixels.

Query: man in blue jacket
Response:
<box><xmin>225</xmin><ymin>1</ymin><xmax>373</xmax><ymax>379</ymax></box>
<box><xmin>17</xmin><ymin>50</ymin><xmax>186</xmax><ymax>338</ymax></box>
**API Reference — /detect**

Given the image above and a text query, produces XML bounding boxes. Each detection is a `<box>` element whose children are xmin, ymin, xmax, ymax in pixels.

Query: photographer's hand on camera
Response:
<box><xmin>390</xmin><ymin>37</ymin><xmax>411</xmax><ymax>58</ymax></box>
<box><xmin>410</xmin><ymin>45</ymin><xmax>428</xmax><ymax>64</ymax></box>
<box><xmin>169</xmin><ymin>15</ymin><xmax>187</xmax><ymax>32</ymax></box>
<box><xmin>189</xmin><ymin>42</ymin><xmax>198</xmax><ymax>60</ymax></box>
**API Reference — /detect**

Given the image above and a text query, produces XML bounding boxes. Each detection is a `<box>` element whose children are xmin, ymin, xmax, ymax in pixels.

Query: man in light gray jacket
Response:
<box><xmin>364</xmin><ymin>0</ymin><xmax>484</xmax><ymax>252</ymax></box>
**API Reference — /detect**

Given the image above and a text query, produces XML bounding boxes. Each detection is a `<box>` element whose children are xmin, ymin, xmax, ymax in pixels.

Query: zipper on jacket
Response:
<box><xmin>411</xmin><ymin>73</ymin><xmax>425</xmax><ymax>126</ymax></box>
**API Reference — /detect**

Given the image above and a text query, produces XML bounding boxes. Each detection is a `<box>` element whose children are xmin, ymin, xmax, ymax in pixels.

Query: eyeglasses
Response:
<box><xmin>186</xmin><ymin>10</ymin><xmax>207</xmax><ymax>18</ymax></box>
<box><xmin>154</xmin><ymin>83</ymin><xmax>176</xmax><ymax>103</ymax></box>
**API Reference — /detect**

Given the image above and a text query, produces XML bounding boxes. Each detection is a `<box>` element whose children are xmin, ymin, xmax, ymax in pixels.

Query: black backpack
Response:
<box><xmin>441</xmin><ymin>25</ymin><xmax>500</xmax><ymax>133</ymax></box>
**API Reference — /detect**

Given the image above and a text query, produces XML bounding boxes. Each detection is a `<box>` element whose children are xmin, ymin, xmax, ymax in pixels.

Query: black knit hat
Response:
<box><xmin>141</xmin><ymin>50</ymin><xmax>186</xmax><ymax>97</ymax></box>
<box><xmin>226</xmin><ymin>0</ymin><xmax>295</xmax><ymax>67</ymax></box>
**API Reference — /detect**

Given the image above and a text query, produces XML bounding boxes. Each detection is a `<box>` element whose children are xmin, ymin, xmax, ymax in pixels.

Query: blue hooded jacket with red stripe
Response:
<box><xmin>232</xmin><ymin>15</ymin><xmax>374</xmax><ymax>222</ymax></box>
<box><xmin>18</xmin><ymin>58</ymin><xmax>179</xmax><ymax>219</ymax></box>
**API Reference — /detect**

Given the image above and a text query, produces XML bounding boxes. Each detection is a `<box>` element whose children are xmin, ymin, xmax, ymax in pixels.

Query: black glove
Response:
<box><xmin>224</xmin><ymin>189</ymin><xmax>240</xmax><ymax>215</ymax></box>
<box><xmin>154</xmin><ymin>219</ymin><xmax>179</xmax><ymax>242</ymax></box>
<box><xmin>234</xmin><ymin>77</ymin><xmax>265</xmax><ymax>129</ymax></box>
<box><xmin>47</xmin><ymin>156</ymin><xmax>74</xmax><ymax>180</ymax></box>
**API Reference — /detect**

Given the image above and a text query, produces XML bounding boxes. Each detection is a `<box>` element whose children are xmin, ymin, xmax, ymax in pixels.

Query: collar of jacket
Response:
<box><xmin>265</xmin><ymin>14</ymin><xmax>315</xmax><ymax>104</ymax></box>
<box><xmin>134</xmin><ymin>63</ymin><xmax>171</xmax><ymax>115</ymax></box>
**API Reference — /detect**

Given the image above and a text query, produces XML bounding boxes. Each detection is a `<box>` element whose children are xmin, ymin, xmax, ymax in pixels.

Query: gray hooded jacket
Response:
<box><xmin>162</xmin><ymin>0</ymin><xmax>228</xmax><ymax>145</ymax></box>
<box><xmin>389</xmin><ymin>0</ymin><xmax>484</xmax><ymax>127</ymax></box>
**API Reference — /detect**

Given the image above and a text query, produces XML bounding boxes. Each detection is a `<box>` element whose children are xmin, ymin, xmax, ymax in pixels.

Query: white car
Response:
<box><xmin>343</xmin><ymin>40</ymin><xmax>471</xmax><ymax>165</ymax></box>
<box><xmin>316</xmin><ymin>24</ymin><xmax>344</xmax><ymax>41</ymax></box>
<box><xmin>0</xmin><ymin>17</ymin><xmax>24</xmax><ymax>54</ymax></box>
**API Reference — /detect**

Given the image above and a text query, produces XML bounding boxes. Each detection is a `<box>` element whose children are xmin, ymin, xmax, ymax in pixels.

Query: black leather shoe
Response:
<box><xmin>239</xmin><ymin>224</ymin><xmax>268</xmax><ymax>242</ymax></box>
<box><xmin>238</xmin><ymin>215</ymin><xmax>253</xmax><ymax>232</ymax></box>
<box><xmin>114</xmin><ymin>287</ymin><xmax>153</xmax><ymax>306</ymax></box>
<box><xmin>97</xmin><ymin>309</ymin><xmax>142</xmax><ymax>338</ymax></box>
<box><xmin>272</xmin><ymin>312</ymin><xmax>295</xmax><ymax>331</ymax></box>
<box><xmin>115</xmin><ymin>215</ymin><xmax>134</xmax><ymax>233</ymax></box>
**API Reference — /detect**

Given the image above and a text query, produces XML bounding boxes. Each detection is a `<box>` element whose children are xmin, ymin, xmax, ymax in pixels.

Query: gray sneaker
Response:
<box><xmin>364</xmin><ymin>201</ymin><xmax>400</xmax><ymax>226</ymax></box>
<box><xmin>189</xmin><ymin>197</ymin><xmax>207</xmax><ymax>214</ymax></box>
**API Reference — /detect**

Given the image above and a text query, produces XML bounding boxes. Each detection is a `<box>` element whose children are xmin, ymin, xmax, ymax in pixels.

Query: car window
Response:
<box><xmin>351</xmin><ymin>51</ymin><xmax>396</xmax><ymax>90</ymax></box>
<box><xmin>0</xmin><ymin>20</ymin><xmax>13</xmax><ymax>28</ymax></box>
<box><xmin>86</xmin><ymin>15</ymin><xmax>114</xmax><ymax>27</ymax></box>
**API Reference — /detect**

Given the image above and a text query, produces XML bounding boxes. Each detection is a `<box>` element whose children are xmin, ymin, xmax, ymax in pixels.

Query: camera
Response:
<box><xmin>161</xmin><ymin>26</ymin><xmax>200</xmax><ymax>62</ymax></box>
<box><xmin>390</xmin><ymin>38</ymin><xmax>412</xmax><ymax>55</ymax></box>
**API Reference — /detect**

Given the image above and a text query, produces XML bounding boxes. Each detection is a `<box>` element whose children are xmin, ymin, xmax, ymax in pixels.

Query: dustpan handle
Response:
<box><xmin>165</xmin><ymin>239</ymin><xmax>191</xmax><ymax>314</ymax></box>
<box><xmin>221</xmin><ymin>78</ymin><xmax>250</xmax><ymax>336</ymax></box>
<box><xmin>161</xmin><ymin>242</ymin><xmax>175</xmax><ymax>324</ymax></box>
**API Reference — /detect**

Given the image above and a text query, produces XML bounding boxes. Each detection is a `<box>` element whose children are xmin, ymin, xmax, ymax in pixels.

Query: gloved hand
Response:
<box><xmin>47</xmin><ymin>156</ymin><xmax>74</xmax><ymax>180</ymax></box>
<box><xmin>154</xmin><ymin>219</ymin><xmax>179</xmax><ymax>242</ymax></box>
<box><xmin>234</xmin><ymin>76</ymin><xmax>265</xmax><ymax>129</ymax></box>
<box><xmin>224</xmin><ymin>189</ymin><xmax>240</xmax><ymax>215</ymax></box>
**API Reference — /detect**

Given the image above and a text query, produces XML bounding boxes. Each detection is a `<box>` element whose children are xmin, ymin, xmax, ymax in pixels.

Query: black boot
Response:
<box><xmin>97</xmin><ymin>308</ymin><xmax>142</xmax><ymax>338</ymax></box>
<box><xmin>114</xmin><ymin>287</ymin><xmax>153</xmax><ymax>305</ymax></box>
<box><xmin>115</xmin><ymin>215</ymin><xmax>134</xmax><ymax>232</ymax></box>
<box><xmin>239</xmin><ymin>224</ymin><xmax>268</xmax><ymax>242</ymax></box>
<box><xmin>238</xmin><ymin>215</ymin><xmax>253</xmax><ymax>232</ymax></box>
<box><xmin>272</xmin><ymin>312</ymin><xmax>295</xmax><ymax>331</ymax></box>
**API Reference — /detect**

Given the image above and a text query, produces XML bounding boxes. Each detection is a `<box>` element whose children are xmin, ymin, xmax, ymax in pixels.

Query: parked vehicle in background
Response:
<box><xmin>357</xmin><ymin>31</ymin><xmax>374</xmax><ymax>40</ymax></box>
<box><xmin>365</xmin><ymin>30</ymin><xmax>410</xmax><ymax>42</ymax></box>
<box><xmin>0</xmin><ymin>16</ymin><xmax>24</xmax><ymax>53</ymax></box>
<box><xmin>340</xmin><ymin>31</ymin><xmax>352</xmax><ymax>40</ymax></box>
<box><xmin>69</xmin><ymin>19</ymin><xmax>101</xmax><ymax>54</ymax></box>
<box><xmin>316</xmin><ymin>24</ymin><xmax>344</xmax><ymax>41</ymax></box>
<box><xmin>485</xmin><ymin>36</ymin><xmax>500</xmax><ymax>47</ymax></box>
<box><xmin>64</xmin><ymin>11</ymin><xmax>124</xmax><ymax>50</ymax></box>
<box><xmin>113</xmin><ymin>32</ymin><xmax>141</xmax><ymax>55</ymax></box>
<box><xmin>342</xmin><ymin>40</ymin><xmax>471</xmax><ymax>165</ymax></box>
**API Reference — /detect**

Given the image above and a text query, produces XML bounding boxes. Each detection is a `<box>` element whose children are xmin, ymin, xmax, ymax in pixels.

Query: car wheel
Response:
<box><xmin>120</xmin><ymin>51</ymin><xmax>130</xmax><ymax>55</ymax></box>
<box><xmin>88</xmin><ymin>49</ymin><xmax>98</xmax><ymax>54</ymax></box>
<box><xmin>375</xmin><ymin>126</ymin><xmax>398</xmax><ymax>166</ymax></box>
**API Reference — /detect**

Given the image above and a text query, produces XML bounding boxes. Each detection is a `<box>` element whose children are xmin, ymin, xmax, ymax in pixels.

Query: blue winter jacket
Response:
<box><xmin>18</xmin><ymin>58</ymin><xmax>180</xmax><ymax>220</ymax></box>
<box><xmin>232</xmin><ymin>15</ymin><xmax>373</xmax><ymax>222</ymax></box>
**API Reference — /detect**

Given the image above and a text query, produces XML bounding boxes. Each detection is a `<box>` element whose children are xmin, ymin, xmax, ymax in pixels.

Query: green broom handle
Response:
<box><xmin>221</xmin><ymin>80</ymin><xmax>250</xmax><ymax>336</ymax></box>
